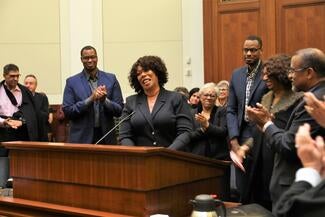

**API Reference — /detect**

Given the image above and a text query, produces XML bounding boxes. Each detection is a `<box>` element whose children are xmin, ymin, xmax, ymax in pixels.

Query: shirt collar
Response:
<box><xmin>4</xmin><ymin>82</ymin><xmax>21</xmax><ymax>92</ymax></box>
<box><xmin>84</xmin><ymin>70</ymin><xmax>98</xmax><ymax>82</ymax></box>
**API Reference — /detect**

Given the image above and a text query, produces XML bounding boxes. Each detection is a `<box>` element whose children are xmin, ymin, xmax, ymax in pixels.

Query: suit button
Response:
<box><xmin>153</xmin><ymin>142</ymin><xmax>157</xmax><ymax>146</ymax></box>
<box><xmin>152</xmin><ymin>131</ymin><xmax>155</xmax><ymax>135</ymax></box>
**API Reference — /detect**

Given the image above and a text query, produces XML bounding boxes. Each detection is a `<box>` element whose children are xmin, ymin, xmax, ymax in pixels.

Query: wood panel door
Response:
<box><xmin>276</xmin><ymin>0</ymin><xmax>325</xmax><ymax>54</ymax></box>
<box><xmin>203</xmin><ymin>0</ymin><xmax>325</xmax><ymax>83</ymax></box>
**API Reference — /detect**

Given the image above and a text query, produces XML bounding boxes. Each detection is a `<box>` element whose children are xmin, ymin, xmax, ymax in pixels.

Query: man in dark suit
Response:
<box><xmin>24</xmin><ymin>74</ymin><xmax>50</xmax><ymax>141</ymax></box>
<box><xmin>226</xmin><ymin>35</ymin><xmax>268</xmax><ymax>201</ymax></box>
<box><xmin>274</xmin><ymin>123</ymin><xmax>325</xmax><ymax>217</ymax></box>
<box><xmin>0</xmin><ymin>63</ymin><xmax>40</xmax><ymax>187</ymax></box>
<box><xmin>62</xmin><ymin>46</ymin><xmax>123</xmax><ymax>144</ymax></box>
<box><xmin>247</xmin><ymin>48</ymin><xmax>325</xmax><ymax>212</ymax></box>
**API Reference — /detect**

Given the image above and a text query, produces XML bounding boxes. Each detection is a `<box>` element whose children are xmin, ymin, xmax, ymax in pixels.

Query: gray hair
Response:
<box><xmin>199</xmin><ymin>82</ymin><xmax>219</xmax><ymax>97</ymax></box>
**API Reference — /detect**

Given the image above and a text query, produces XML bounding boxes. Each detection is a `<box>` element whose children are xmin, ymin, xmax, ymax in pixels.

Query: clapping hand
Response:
<box><xmin>96</xmin><ymin>85</ymin><xmax>107</xmax><ymax>102</ymax></box>
<box><xmin>246</xmin><ymin>103</ymin><xmax>273</xmax><ymax>128</ymax></box>
<box><xmin>296</xmin><ymin>123</ymin><xmax>325</xmax><ymax>177</ymax></box>
<box><xmin>195</xmin><ymin>113</ymin><xmax>209</xmax><ymax>129</ymax></box>
<box><xmin>91</xmin><ymin>85</ymin><xmax>108</xmax><ymax>102</ymax></box>
<box><xmin>304</xmin><ymin>92</ymin><xmax>325</xmax><ymax>128</ymax></box>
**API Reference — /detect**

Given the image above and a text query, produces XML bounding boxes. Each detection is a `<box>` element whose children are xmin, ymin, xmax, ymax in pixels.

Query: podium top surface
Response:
<box><xmin>1</xmin><ymin>141</ymin><xmax>230</xmax><ymax>167</ymax></box>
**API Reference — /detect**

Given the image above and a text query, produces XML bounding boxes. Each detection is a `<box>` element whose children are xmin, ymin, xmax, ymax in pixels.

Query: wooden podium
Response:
<box><xmin>0</xmin><ymin>141</ymin><xmax>230</xmax><ymax>216</ymax></box>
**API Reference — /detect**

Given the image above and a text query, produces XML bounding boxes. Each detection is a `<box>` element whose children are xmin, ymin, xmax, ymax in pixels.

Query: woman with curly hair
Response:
<box><xmin>245</xmin><ymin>54</ymin><xmax>303</xmax><ymax>211</ymax></box>
<box><xmin>119</xmin><ymin>56</ymin><xmax>193</xmax><ymax>150</ymax></box>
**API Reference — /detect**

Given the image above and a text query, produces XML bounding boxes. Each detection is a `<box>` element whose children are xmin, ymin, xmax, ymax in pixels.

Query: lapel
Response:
<box><xmin>97</xmin><ymin>70</ymin><xmax>105</xmax><ymax>86</ymax></box>
<box><xmin>79</xmin><ymin>71</ymin><xmax>92</xmax><ymax>99</ymax></box>
<box><xmin>17</xmin><ymin>84</ymin><xmax>31</xmax><ymax>107</ymax></box>
<box><xmin>285</xmin><ymin>81</ymin><xmax>325</xmax><ymax>130</ymax></box>
<box><xmin>137</xmin><ymin>94</ymin><xmax>154</xmax><ymax>129</ymax></box>
<box><xmin>151</xmin><ymin>89</ymin><xmax>166</xmax><ymax>119</ymax></box>
<box><xmin>239</xmin><ymin>68</ymin><xmax>248</xmax><ymax>104</ymax></box>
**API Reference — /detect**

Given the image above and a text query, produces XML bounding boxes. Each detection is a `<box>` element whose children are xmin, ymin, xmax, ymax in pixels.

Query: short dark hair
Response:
<box><xmin>129</xmin><ymin>56</ymin><xmax>168</xmax><ymax>93</ymax></box>
<box><xmin>3</xmin><ymin>63</ymin><xmax>19</xmax><ymax>75</ymax></box>
<box><xmin>246</xmin><ymin>35</ymin><xmax>263</xmax><ymax>49</ymax></box>
<box><xmin>80</xmin><ymin>45</ymin><xmax>97</xmax><ymax>56</ymax></box>
<box><xmin>296</xmin><ymin>48</ymin><xmax>325</xmax><ymax>77</ymax></box>
<box><xmin>189</xmin><ymin>87</ymin><xmax>200</xmax><ymax>98</ymax></box>
<box><xmin>263</xmin><ymin>54</ymin><xmax>292</xmax><ymax>90</ymax></box>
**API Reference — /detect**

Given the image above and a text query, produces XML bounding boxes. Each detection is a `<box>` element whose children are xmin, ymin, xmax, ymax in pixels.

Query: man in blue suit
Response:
<box><xmin>227</xmin><ymin>35</ymin><xmax>268</xmax><ymax>201</ymax></box>
<box><xmin>63</xmin><ymin>46</ymin><xmax>123</xmax><ymax>144</ymax></box>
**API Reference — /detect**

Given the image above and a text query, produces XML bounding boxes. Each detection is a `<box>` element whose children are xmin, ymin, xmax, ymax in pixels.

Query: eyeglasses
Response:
<box><xmin>243</xmin><ymin>48</ymin><xmax>260</xmax><ymax>53</ymax></box>
<box><xmin>81</xmin><ymin>55</ymin><xmax>97</xmax><ymax>60</ymax></box>
<box><xmin>288</xmin><ymin>67</ymin><xmax>309</xmax><ymax>73</ymax></box>
<box><xmin>7</xmin><ymin>74</ymin><xmax>21</xmax><ymax>78</ymax></box>
<box><xmin>202</xmin><ymin>93</ymin><xmax>216</xmax><ymax>98</ymax></box>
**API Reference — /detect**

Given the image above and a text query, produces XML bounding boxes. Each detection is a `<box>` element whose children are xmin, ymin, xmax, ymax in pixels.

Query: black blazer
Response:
<box><xmin>0</xmin><ymin>82</ymin><xmax>39</xmax><ymax>143</ymax></box>
<box><xmin>34</xmin><ymin>92</ymin><xmax>50</xmax><ymax>141</ymax></box>
<box><xmin>190</xmin><ymin>105</ymin><xmax>229</xmax><ymax>160</ymax></box>
<box><xmin>119</xmin><ymin>88</ymin><xmax>193</xmax><ymax>150</ymax></box>
<box><xmin>274</xmin><ymin>180</ymin><xmax>325</xmax><ymax>217</ymax></box>
<box><xmin>265</xmin><ymin>81</ymin><xmax>325</xmax><ymax>204</ymax></box>
<box><xmin>245</xmin><ymin>90</ymin><xmax>302</xmax><ymax>206</ymax></box>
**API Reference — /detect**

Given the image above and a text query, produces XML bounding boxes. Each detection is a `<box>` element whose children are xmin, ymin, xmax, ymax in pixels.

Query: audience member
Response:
<box><xmin>246</xmin><ymin>54</ymin><xmax>303</xmax><ymax>210</ymax></box>
<box><xmin>215</xmin><ymin>80</ymin><xmax>229</xmax><ymax>107</ymax></box>
<box><xmin>24</xmin><ymin>74</ymin><xmax>50</xmax><ymax>141</ymax></box>
<box><xmin>246</xmin><ymin>48</ymin><xmax>325</xmax><ymax>213</ymax></box>
<box><xmin>226</xmin><ymin>35</ymin><xmax>268</xmax><ymax>201</ymax></box>
<box><xmin>188</xmin><ymin>87</ymin><xmax>200</xmax><ymax>108</ymax></box>
<box><xmin>174</xmin><ymin>86</ymin><xmax>189</xmax><ymax>99</ymax></box>
<box><xmin>62</xmin><ymin>45</ymin><xmax>123</xmax><ymax>144</ymax></box>
<box><xmin>274</xmin><ymin>123</ymin><xmax>325</xmax><ymax>217</ymax></box>
<box><xmin>0</xmin><ymin>64</ymin><xmax>40</xmax><ymax>187</ymax></box>
<box><xmin>190</xmin><ymin>82</ymin><xmax>229</xmax><ymax>160</ymax></box>
<box><xmin>119</xmin><ymin>55</ymin><xmax>193</xmax><ymax>150</ymax></box>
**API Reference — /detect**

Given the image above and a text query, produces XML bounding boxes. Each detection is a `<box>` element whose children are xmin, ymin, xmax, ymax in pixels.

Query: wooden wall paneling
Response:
<box><xmin>203</xmin><ymin>0</ymin><xmax>216</xmax><ymax>82</ymax></box>
<box><xmin>259</xmin><ymin>0</ymin><xmax>277</xmax><ymax>59</ymax></box>
<box><xmin>217</xmin><ymin>1</ymin><xmax>260</xmax><ymax>82</ymax></box>
<box><xmin>204</xmin><ymin>0</ymin><xmax>269</xmax><ymax>83</ymax></box>
<box><xmin>276</xmin><ymin>0</ymin><xmax>325</xmax><ymax>54</ymax></box>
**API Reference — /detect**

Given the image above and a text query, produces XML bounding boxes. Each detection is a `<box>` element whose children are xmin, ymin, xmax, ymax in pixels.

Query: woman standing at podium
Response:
<box><xmin>119</xmin><ymin>55</ymin><xmax>193</xmax><ymax>151</ymax></box>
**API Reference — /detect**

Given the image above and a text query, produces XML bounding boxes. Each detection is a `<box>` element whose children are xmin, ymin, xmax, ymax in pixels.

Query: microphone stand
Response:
<box><xmin>95</xmin><ymin>111</ymin><xmax>135</xmax><ymax>145</ymax></box>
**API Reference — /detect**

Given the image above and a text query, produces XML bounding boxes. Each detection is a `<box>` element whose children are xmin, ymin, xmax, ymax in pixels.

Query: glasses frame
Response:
<box><xmin>242</xmin><ymin>48</ymin><xmax>260</xmax><ymax>53</ymax></box>
<box><xmin>288</xmin><ymin>66</ymin><xmax>309</xmax><ymax>73</ymax></box>
<box><xmin>202</xmin><ymin>93</ymin><xmax>217</xmax><ymax>98</ymax></box>
<box><xmin>81</xmin><ymin>55</ymin><xmax>98</xmax><ymax>61</ymax></box>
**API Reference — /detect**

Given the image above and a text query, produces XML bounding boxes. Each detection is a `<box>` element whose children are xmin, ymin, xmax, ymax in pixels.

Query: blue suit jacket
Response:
<box><xmin>227</xmin><ymin>64</ymin><xmax>268</xmax><ymax>141</ymax></box>
<box><xmin>62</xmin><ymin>70</ymin><xmax>123</xmax><ymax>144</ymax></box>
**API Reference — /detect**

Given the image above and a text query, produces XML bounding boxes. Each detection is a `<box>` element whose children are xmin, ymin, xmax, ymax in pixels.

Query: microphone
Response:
<box><xmin>95</xmin><ymin>111</ymin><xmax>135</xmax><ymax>145</ymax></box>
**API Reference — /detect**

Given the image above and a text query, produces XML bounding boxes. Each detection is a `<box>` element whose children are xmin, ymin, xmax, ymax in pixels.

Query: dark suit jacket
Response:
<box><xmin>227</xmin><ymin>64</ymin><xmax>268</xmax><ymax>141</ymax></box>
<box><xmin>190</xmin><ymin>105</ymin><xmax>229</xmax><ymax>160</ymax></box>
<box><xmin>119</xmin><ymin>88</ymin><xmax>193</xmax><ymax>150</ymax></box>
<box><xmin>274</xmin><ymin>180</ymin><xmax>325</xmax><ymax>217</ymax></box>
<box><xmin>34</xmin><ymin>92</ymin><xmax>49</xmax><ymax>141</ymax></box>
<box><xmin>265</xmin><ymin>81</ymin><xmax>325</xmax><ymax>205</ymax></box>
<box><xmin>62</xmin><ymin>70</ymin><xmax>123</xmax><ymax>144</ymax></box>
<box><xmin>246</xmin><ymin>91</ymin><xmax>302</xmax><ymax>206</ymax></box>
<box><xmin>0</xmin><ymin>82</ymin><xmax>39</xmax><ymax>144</ymax></box>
